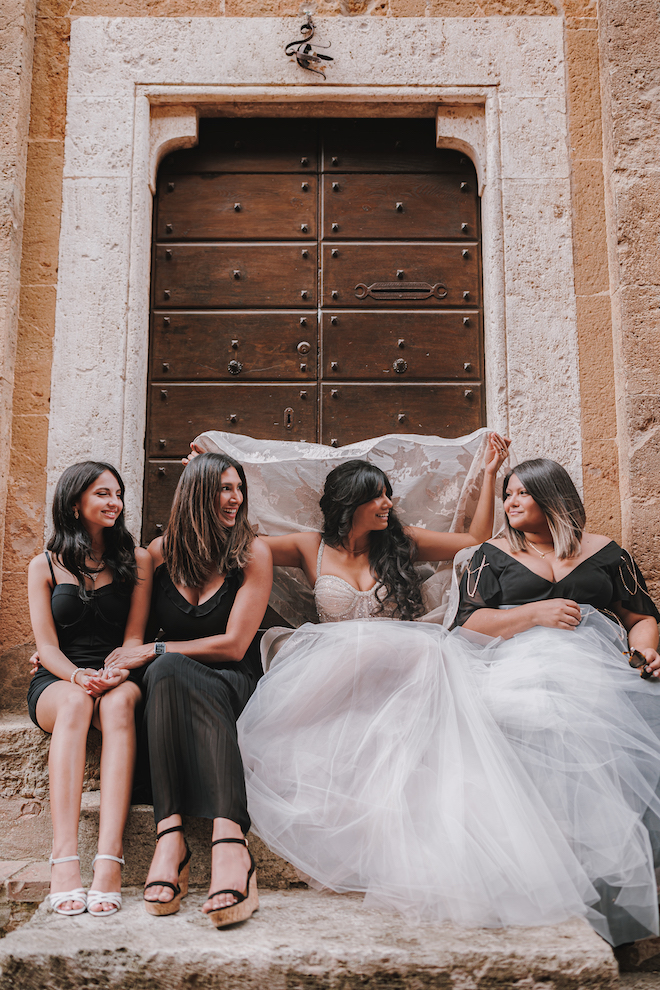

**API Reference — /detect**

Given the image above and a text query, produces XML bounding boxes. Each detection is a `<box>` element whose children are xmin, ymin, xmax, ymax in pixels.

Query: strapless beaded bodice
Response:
<box><xmin>314</xmin><ymin>540</ymin><xmax>394</xmax><ymax>622</ymax></box>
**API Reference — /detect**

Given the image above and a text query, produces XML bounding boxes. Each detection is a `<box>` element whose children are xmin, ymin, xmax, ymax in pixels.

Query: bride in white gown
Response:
<box><xmin>190</xmin><ymin>429</ymin><xmax>597</xmax><ymax>930</ymax></box>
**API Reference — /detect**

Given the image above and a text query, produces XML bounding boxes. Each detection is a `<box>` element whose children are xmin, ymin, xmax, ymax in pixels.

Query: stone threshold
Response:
<box><xmin>0</xmin><ymin>888</ymin><xmax>618</xmax><ymax>990</ymax></box>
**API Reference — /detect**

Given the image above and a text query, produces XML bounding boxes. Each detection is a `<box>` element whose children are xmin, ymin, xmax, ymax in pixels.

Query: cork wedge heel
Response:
<box><xmin>143</xmin><ymin>825</ymin><xmax>192</xmax><ymax>917</ymax></box>
<box><xmin>206</xmin><ymin>837</ymin><xmax>258</xmax><ymax>928</ymax></box>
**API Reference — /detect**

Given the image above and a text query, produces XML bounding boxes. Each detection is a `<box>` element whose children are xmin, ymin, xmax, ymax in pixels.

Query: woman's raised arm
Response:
<box><xmin>411</xmin><ymin>433</ymin><xmax>510</xmax><ymax>563</ymax></box>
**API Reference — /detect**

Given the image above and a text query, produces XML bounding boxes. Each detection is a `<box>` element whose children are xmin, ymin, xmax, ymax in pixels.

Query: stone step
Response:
<box><xmin>0</xmin><ymin>888</ymin><xmax>618</xmax><ymax>990</ymax></box>
<box><xmin>0</xmin><ymin>789</ymin><xmax>300</xmax><ymax>890</ymax></box>
<box><xmin>0</xmin><ymin>713</ymin><xmax>100</xmax><ymax>800</ymax></box>
<box><xmin>78</xmin><ymin>792</ymin><xmax>301</xmax><ymax>889</ymax></box>
<box><xmin>0</xmin><ymin>715</ymin><xmax>298</xmax><ymax>888</ymax></box>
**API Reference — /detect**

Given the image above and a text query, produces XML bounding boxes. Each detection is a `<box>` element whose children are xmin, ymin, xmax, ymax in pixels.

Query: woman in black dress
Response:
<box><xmin>27</xmin><ymin>462</ymin><xmax>152</xmax><ymax>917</ymax></box>
<box><xmin>105</xmin><ymin>452</ymin><xmax>272</xmax><ymax>927</ymax></box>
<box><xmin>453</xmin><ymin>457</ymin><xmax>660</xmax><ymax>946</ymax></box>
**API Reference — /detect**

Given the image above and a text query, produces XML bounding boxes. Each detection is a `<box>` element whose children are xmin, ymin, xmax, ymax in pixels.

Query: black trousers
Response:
<box><xmin>143</xmin><ymin>652</ymin><xmax>259</xmax><ymax>833</ymax></box>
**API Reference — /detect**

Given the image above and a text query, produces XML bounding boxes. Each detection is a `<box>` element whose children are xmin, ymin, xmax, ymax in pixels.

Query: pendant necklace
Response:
<box><xmin>87</xmin><ymin>552</ymin><xmax>105</xmax><ymax>583</ymax></box>
<box><xmin>527</xmin><ymin>539</ymin><xmax>554</xmax><ymax>559</ymax></box>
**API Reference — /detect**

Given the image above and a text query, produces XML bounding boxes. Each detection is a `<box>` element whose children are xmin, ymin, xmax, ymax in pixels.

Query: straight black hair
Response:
<box><xmin>320</xmin><ymin>459</ymin><xmax>424</xmax><ymax>621</ymax></box>
<box><xmin>48</xmin><ymin>461</ymin><xmax>137</xmax><ymax>598</ymax></box>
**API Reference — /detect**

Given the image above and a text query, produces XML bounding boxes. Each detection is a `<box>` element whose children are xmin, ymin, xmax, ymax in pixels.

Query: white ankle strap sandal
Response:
<box><xmin>87</xmin><ymin>853</ymin><xmax>125</xmax><ymax>918</ymax></box>
<box><xmin>48</xmin><ymin>853</ymin><xmax>87</xmax><ymax>916</ymax></box>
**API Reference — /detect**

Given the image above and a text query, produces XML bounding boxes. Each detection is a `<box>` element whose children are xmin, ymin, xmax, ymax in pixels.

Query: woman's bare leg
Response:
<box><xmin>202</xmin><ymin>817</ymin><xmax>251</xmax><ymax>914</ymax></box>
<box><xmin>36</xmin><ymin>681</ymin><xmax>94</xmax><ymax>912</ymax></box>
<box><xmin>144</xmin><ymin>813</ymin><xmax>186</xmax><ymax>904</ymax></box>
<box><xmin>89</xmin><ymin>680</ymin><xmax>142</xmax><ymax>913</ymax></box>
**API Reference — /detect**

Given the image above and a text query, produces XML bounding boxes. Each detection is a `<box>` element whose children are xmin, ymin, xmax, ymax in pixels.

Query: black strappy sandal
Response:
<box><xmin>206</xmin><ymin>837</ymin><xmax>258</xmax><ymax>928</ymax></box>
<box><xmin>143</xmin><ymin>825</ymin><xmax>192</xmax><ymax>917</ymax></box>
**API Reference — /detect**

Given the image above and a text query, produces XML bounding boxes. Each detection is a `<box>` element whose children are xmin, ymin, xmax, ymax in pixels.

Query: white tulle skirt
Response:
<box><xmin>238</xmin><ymin>611</ymin><xmax>660</xmax><ymax>943</ymax></box>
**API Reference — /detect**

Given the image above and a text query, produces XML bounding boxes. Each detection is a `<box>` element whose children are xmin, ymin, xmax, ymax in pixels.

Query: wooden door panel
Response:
<box><xmin>322</xmin><ymin>120</ymin><xmax>469</xmax><ymax>174</ymax></box>
<box><xmin>148</xmin><ymin>384</ymin><xmax>318</xmax><ymax>456</ymax></box>
<box><xmin>153</xmin><ymin>245</ymin><xmax>317</xmax><ymax>308</ymax></box>
<box><xmin>322</xmin><ymin>243</ymin><xmax>479</xmax><ymax>308</ymax></box>
<box><xmin>322</xmin><ymin>174</ymin><xmax>477</xmax><ymax>240</ymax></box>
<box><xmin>142</xmin><ymin>461</ymin><xmax>186</xmax><ymax>540</ymax></box>
<box><xmin>322</xmin><ymin>312</ymin><xmax>481</xmax><ymax>381</ymax></box>
<box><xmin>163</xmin><ymin>118</ymin><xmax>319</xmax><ymax>174</ymax></box>
<box><xmin>321</xmin><ymin>384</ymin><xmax>483</xmax><ymax>446</ymax></box>
<box><xmin>157</xmin><ymin>174</ymin><xmax>318</xmax><ymax>241</ymax></box>
<box><xmin>150</xmin><ymin>312</ymin><xmax>318</xmax><ymax>381</ymax></box>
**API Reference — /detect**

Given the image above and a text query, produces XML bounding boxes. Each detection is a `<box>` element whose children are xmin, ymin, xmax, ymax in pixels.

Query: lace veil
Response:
<box><xmin>194</xmin><ymin>429</ymin><xmax>509</xmax><ymax>627</ymax></box>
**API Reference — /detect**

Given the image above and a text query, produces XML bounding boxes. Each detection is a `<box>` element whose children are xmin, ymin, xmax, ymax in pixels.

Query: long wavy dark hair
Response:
<box><xmin>164</xmin><ymin>452</ymin><xmax>254</xmax><ymax>588</ymax></box>
<box><xmin>503</xmin><ymin>458</ymin><xmax>586</xmax><ymax>560</ymax></box>
<box><xmin>320</xmin><ymin>459</ymin><xmax>424</xmax><ymax>621</ymax></box>
<box><xmin>48</xmin><ymin>461</ymin><xmax>137</xmax><ymax>598</ymax></box>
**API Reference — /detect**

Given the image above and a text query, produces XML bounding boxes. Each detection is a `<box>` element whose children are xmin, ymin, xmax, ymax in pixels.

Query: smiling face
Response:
<box><xmin>216</xmin><ymin>466</ymin><xmax>244</xmax><ymax>528</ymax></box>
<box><xmin>350</xmin><ymin>486</ymin><xmax>393</xmax><ymax>534</ymax></box>
<box><xmin>503</xmin><ymin>474</ymin><xmax>548</xmax><ymax>533</ymax></box>
<box><xmin>76</xmin><ymin>469</ymin><xmax>123</xmax><ymax>532</ymax></box>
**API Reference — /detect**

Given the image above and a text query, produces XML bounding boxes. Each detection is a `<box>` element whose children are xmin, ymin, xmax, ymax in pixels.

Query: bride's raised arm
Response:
<box><xmin>409</xmin><ymin>432</ymin><xmax>510</xmax><ymax>562</ymax></box>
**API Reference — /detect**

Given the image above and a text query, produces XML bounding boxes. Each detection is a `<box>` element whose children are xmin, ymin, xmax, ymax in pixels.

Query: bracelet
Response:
<box><xmin>70</xmin><ymin>668</ymin><xmax>81</xmax><ymax>686</ymax></box>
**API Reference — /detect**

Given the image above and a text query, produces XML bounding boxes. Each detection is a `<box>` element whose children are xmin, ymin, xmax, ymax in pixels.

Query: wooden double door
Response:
<box><xmin>144</xmin><ymin>117</ymin><xmax>484</xmax><ymax>541</ymax></box>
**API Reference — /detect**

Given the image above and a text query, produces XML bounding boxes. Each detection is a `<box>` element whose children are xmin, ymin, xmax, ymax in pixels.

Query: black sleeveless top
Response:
<box><xmin>47</xmin><ymin>552</ymin><xmax>132</xmax><ymax>668</ymax></box>
<box><xmin>454</xmin><ymin>541</ymin><xmax>660</xmax><ymax>628</ymax></box>
<box><xmin>149</xmin><ymin>564</ymin><xmax>262</xmax><ymax>679</ymax></box>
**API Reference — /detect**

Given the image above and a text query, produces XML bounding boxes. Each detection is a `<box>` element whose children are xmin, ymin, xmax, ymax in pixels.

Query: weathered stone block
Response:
<box><xmin>618</xmin><ymin>286</ymin><xmax>660</xmax><ymax>394</ymax></box>
<box><xmin>581</xmin><ymin>437</ymin><xmax>622</xmax><ymax>540</ymax></box>
<box><xmin>0</xmin><ymin>715</ymin><xmax>101</xmax><ymax>798</ymax></box>
<box><xmin>28</xmin><ymin>16</ymin><xmax>69</xmax><ymax>142</ymax></box>
<box><xmin>565</xmin><ymin>24</ymin><xmax>603</xmax><ymax>160</ymax></box>
<box><xmin>19</xmin><ymin>138</ymin><xmax>64</xmax><ymax>287</ymax></box>
<box><xmin>0</xmin><ymin>889</ymin><xmax>617</xmax><ymax>990</ymax></box>
<box><xmin>6</xmin><ymin>861</ymin><xmax>50</xmax><ymax>901</ymax></box>
<box><xmin>63</xmin><ymin>97</ymin><xmax>136</xmax><ymax>178</ymax></box>
<box><xmin>615</xmin><ymin>174</ymin><xmax>660</xmax><ymax>288</ymax></box>
<box><xmin>570</xmin><ymin>158</ymin><xmax>610</xmax><ymax>295</ymax></box>
<box><xmin>575</xmin><ymin>294</ymin><xmax>617</xmax><ymax>439</ymax></box>
<box><xmin>500</xmin><ymin>96</ymin><xmax>570</xmax><ymax>179</ymax></box>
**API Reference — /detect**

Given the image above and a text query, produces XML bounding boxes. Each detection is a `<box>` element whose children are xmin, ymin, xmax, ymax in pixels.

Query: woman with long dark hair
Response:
<box><xmin>451</xmin><ymin>458</ymin><xmax>660</xmax><ymax>946</ymax></box>
<box><xmin>27</xmin><ymin>462</ymin><xmax>152</xmax><ymax>917</ymax></box>
<box><xmin>235</xmin><ymin>437</ymin><xmax>599</xmax><ymax>930</ymax></box>
<box><xmin>104</xmin><ymin>452</ymin><xmax>272</xmax><ymax>928</ymax></box>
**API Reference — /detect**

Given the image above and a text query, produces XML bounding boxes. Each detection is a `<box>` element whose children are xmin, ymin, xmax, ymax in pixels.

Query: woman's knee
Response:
<box><xmin>143</xmin><ymin>652</ymin><xmax>189</xmax><ymax>689</ymax></box>
<box><xmin>48</xmin><ymin>686</ymin><xmax>94</xmax><ymax>729</ymax></box>
<box><xmin>98</xmin><ymin>682</ymin><xmax>140</xmax><ymax>728</ymax></box>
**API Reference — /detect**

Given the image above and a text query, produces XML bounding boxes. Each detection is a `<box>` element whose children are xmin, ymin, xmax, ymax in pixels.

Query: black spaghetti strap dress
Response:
<box><xmin>142</xmin><ymin>564</ymin><xmax>262</xmax><ymax>833</ymax></box>
<box><xmin>27</xmin><ymin>551</ymin><xmax>133</xmax><ymax>729</ymax></box>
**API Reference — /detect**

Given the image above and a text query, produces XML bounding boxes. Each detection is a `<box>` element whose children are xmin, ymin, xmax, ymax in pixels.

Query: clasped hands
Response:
<box><xmin>28</xmin><ymin>642</ymin><xmax>158</xmax><ymax>696</ymax></box>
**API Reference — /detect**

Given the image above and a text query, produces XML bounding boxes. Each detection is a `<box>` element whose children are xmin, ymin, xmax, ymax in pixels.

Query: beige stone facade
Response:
<box><xmin>0</xmin><ymin>0</ymin><xmax>658</xmax><ymax>704</ymax></box>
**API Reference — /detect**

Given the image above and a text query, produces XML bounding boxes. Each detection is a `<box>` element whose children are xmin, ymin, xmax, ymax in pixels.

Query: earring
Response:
<box><xmin>73</xmin><ymin>507</ymin><xmax>79</xmax><ymax>520</ymax></box>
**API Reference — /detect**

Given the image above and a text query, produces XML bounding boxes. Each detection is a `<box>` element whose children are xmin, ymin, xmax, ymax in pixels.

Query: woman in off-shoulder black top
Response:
<box><xmin>454</xmin><ymin>458</ymin><xmax>660</xmax><ymax>947</ymax></box>
<box><xmin>454</xmin><ymin>539</ymin><xmax>660</xmax><ymax>625</ymax></box>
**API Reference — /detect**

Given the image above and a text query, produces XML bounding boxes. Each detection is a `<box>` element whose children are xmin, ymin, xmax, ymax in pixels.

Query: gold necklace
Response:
<box><xmin>527</xmin><ymin>539</ymin><xmax>554</xmax><ymax>559</ymax></box>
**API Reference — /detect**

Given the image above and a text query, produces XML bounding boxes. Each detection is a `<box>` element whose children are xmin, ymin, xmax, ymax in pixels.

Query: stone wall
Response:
<box><xmin>598</xmin><ymin>0</ymin><xmax>660</xmax><ymax>594</ymax></box>
<box><xmin>0</xmin><ymin>0</ymin><xmax>647</xmax><ymax>702</ymax></box>
<box><xmin>0</xmin><ymin>0</ymin><xmax>36</xmax><ymax>608</ymax></box>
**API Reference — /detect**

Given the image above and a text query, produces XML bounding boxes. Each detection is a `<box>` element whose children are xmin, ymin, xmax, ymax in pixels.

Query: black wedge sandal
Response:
<box><xmin>143</xmin><ymin>825</ymin><xmax>192</xmax><ymax>917</ymax></box>
<box><xmin>206</xmin><ymin>837</ymin><xmax>258</xmax><ymax>928</ymax></box>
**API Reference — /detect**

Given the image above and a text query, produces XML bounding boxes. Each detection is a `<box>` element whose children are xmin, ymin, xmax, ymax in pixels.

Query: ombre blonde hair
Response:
<box><xmin>503</xmin><ymin>458</ymin><xmax>586</xmax><ymax>560</ymax></box>
<box><xmin>164</xmin><ymin>452</ymin><xmax>254</xmax><ymax>588</ymax></box>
